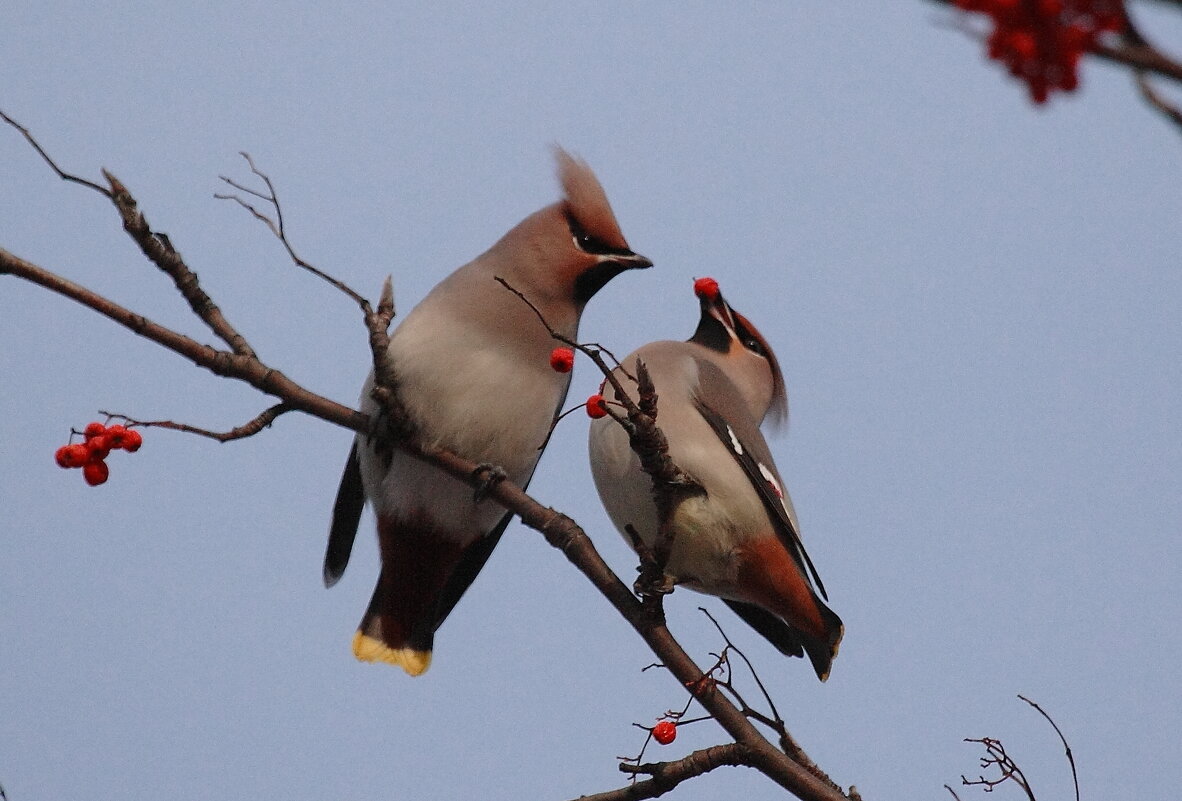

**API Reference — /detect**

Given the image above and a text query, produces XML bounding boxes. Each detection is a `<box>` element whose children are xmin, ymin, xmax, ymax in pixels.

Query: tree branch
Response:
<box><xmin>572</xmin><ymin>743</ymin><xmax>750</xmax><ymax>801</ymax></box>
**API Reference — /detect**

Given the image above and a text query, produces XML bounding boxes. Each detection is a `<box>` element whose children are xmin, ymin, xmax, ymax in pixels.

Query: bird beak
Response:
<box><xmin>700</xmin><ymin>288</ymin><xmax>737</xmax><ymax>334</ymax></box>
<box><xmin>613</xmin><ymin>250</ymin><xmax>653</xmax><ymax>270</ymax></box>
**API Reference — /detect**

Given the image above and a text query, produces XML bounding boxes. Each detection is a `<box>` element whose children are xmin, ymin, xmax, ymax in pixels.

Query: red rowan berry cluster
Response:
<box><xmin>954</xmin><ymin>0</ymin><xmax>1126</xmax><ymax>103</ymax></box>
<box><xmin>54</xmin><ymin>421</ymin><xmax>143</xmax><ymax>486</ymax></box>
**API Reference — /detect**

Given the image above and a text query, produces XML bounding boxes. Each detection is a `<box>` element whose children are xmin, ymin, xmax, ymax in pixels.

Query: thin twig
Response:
<box><xmin>98</xmin><ymin>404</ymin><xmax>294</xmax><ymax>443</ymax></box>
<box><xmin>0</xmin><ymin>109</ymin><xmax>112</xmax><ymax>196</ymax></box>
<box><xmin>1136</xmin><ymin>71</ymin><xmax>1182</xmax><ymax>131</ymax></box>
<box><xmin>960</xmin><ymin>737</ymin><xmax>1037</xmax><ymax>801</ymax></box>
<box><xmin>216</xmin><ymin>152</ymin><xmax>369</xmax><ymax>308</ymax></box>
<box><xmin>1018</xmin><ymin>695</ymin><xmax>1079</xmax><ymax>801</ymax></box>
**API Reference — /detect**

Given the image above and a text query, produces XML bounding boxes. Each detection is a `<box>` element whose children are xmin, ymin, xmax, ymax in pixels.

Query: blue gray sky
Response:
<box><xmin>3</xmin><ymin>3</ymin><xmax>1180</xmax><ymax>800</ymax></box>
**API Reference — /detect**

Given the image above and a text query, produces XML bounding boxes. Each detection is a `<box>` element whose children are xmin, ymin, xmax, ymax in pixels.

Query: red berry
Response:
<box><xmin>67</xmin><ymin>443</ymin><xmax>90</xmax><ymax>467</ymax></box>
<box><xmin>652</xmin><ymin>720</ymin><xmax>677</xmax><ymax>745</ymax></box>
<box><xmin>55</xmin><ymin>444</ymin><xmax>87</xmax><ymax>468</ymax></box>
<box><xmin>122</xmin><ymin>429</ymin><xmax>143</xmax><ymax>453</ymax></box>
<box><xmin>1008</xmin><ymin>30</ymin><xmax>1037</xmax><ymax>61</ymax></box>
<box><xmin>585</xmin><ymin>394</ymin><xmax>608</xmax><ymax>419</ymax></box>
<box><xmin>83</xmin><ymin>459</ymin><xmax>109</xmax><ymax>486</ymax></box>
<box><xmin>105</xmin><ymin>424</ymin><xmax>129</xmax><ymax>449</ymax></box>
<box><xmin>692</xmin><ymin>277</ymin><xmax>720</xmax><ymax>302</ymax></box>
<box><xmin>86</xmin><ymin>435</ymin><xmax>112</xmax><ymax>460</ymax></box>
<box><xmin>83</xmin><ymin>421</ymin><xmax>107</xmax><ymax>440</ymax></box>
<box><xmin>549</xmin><ymin>347</ymin><xmax>575</xmax><ymax>373</ymax></box>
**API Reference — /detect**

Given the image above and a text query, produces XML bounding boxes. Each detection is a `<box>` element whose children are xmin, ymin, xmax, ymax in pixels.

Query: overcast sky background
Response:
<box><xmin>3</xmin><ymin>3</ymin><xmax>1180</xmax><ymax>800</ymax></box>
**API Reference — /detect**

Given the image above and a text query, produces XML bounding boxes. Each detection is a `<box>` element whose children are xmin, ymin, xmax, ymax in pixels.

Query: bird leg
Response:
<box><xmin>626</xmin><ymin>524</ymin><xmax>677</xmax><ymax>597</ymax></box>
<box><xmin>471</xmin><ymin>462</ymin><xmax>509</xmax><ymax>502</ymax></box>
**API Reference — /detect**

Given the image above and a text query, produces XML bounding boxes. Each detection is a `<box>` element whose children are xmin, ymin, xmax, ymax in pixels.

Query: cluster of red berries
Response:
<box><xmin>651</xmin><ymin>720</ymin><xmax>677</xmax><ymax>745</ymax></box>
<box><xmin>54</xmin><ymin>421</ymin><xmax>142</xmax><ymax>486</ymax></box>
<box><xmin>954</xmin><ymin>0</ymin><xmax>1125</xmax><ymax>103</ymax></box>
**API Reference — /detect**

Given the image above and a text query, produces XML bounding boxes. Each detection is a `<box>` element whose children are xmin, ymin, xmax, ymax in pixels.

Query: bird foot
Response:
<box><xmin>634</xmin><ymin>568</ymin><xmax>676</xmax><ymax>598</ymax></box>
<box><xmin>471</xmin><ymin>462</ymin><xmax>508</xmax><ymax>502</ymax></box>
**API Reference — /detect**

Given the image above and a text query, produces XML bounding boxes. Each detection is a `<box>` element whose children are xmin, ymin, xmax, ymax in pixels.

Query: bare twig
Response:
<box><xmin>960</xmin><ymin>737</ymin><xmax>1036</xmax><ymax>801</ymax></box>
<box><xmin>571</xmin><ymin>743</ymin><xmax>750</xmax><ymax>801</ymax></box>
<box><xmin>98</xmin><ymin>404</ymin><xmax>294</xmax><ymax>443</ymax></box>
<box><xmin>0</xmin><ymin>109</ymin><xmax>112</xmax><ymax>196</ymax></box>
<box><xmin>944</xmin><ymin>784</ymin><xmax>964</xmax><ymax>801</ymax></box>
<box><xmin>216</xmin><ymin>152</ymin><xmax>370</xmax><ymax>308</ymax></box>
<box><xmin>1136</xmin><ymin>71</ymin><xmax>1182</xmax><ymax>130</ymax></box>
<box><xmin>1018</xmin><ymin>695</ymin><xmax>1079</xmax><ymax>801</ymax></box>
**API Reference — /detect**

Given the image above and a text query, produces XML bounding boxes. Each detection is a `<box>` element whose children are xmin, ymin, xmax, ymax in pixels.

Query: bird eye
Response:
<box><xmin>566</xmin><ymin>212</ymin><xmax>616</xmax><ymax>256</ymax></box>
<box><xmin>742</xmin><ymin>336</ymin><xmax>766</xmax><ymax>356</ymax></box>
<box><xmin>732</xmin><ymin>318</ymin><xmax>768</xmax><ymax>358</ymax></box>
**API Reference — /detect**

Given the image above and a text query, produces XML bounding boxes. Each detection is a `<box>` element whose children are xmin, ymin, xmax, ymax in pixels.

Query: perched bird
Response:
<box><xmin>588</xmin><ymin>278</ymin><xmax>842</xmax><ymax>681</ymax></box>
<box><xmin>326</xmin><ymin>151</ymin><xmax>651</xmax><ymax>676</ymax></box>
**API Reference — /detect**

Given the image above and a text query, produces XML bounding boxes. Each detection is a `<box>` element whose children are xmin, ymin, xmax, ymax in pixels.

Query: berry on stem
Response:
<box><xmin>652</xmin><ymin>720</ymin><xmax>677</xmax><ymax>745</ymax></box>
<box><xmin>105</xmin><ymin>424</ymin><xmax>129</xmax><ymax>449</ymax></box>
<box><xmin>122</xmin><ymin>428</ymin><xmax>143</xmax><ymax>453</ymax></box>
<box><xmin>83</xmin><ymin>421</ymin><xmax>107</xmax><ymax>440</ymax></box>
<box><xmin>55</xmin><ymin>444</ymin><xmax>89</xmax><ymax>468</ymax></box>
<box><xmin>86</xmin><ymin>435</ymin><xmax>112</xmax><ymax>460</ymax></box>
<box><xmin>585</xmin><ymin>394</ymin><xmax>608</xmax><ymax>419</ymax></box>
<box><xmin>83</xmin><ymin>460</ymin><xmax>110</xmax><ymax>487</ymax></box>
<box><xmin>549</xmin><ymin>347</ymin><xmax>575</xmax><ymax>373</ymax></box>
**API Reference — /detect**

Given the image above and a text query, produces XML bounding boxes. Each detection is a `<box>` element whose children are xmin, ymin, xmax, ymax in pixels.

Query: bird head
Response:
<box><xmin>688</xmin><ymin>277</ymin><xmax>787</xmax><ymax>426</ymax></box>
<box><xmin>485</xmin><ymin>149</ymin><xmax>650</xmax><ymax>324</ymax></box>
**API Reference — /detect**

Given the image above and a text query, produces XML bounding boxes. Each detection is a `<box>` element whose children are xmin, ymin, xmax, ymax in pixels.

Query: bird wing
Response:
<box><xmin>323</xmin><ymin>440</ymin><xmax>365</xmax><ymax>587</ymax></box>
<box><xmin>692</xmin><ymin>389</ymin><xmax>830</xmax><ymax>602</ymax></box>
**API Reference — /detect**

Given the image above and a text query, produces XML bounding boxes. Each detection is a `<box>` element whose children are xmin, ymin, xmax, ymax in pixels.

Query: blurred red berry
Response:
<box><xmin>55</xmin><ymin>444</ymin><xmax>88</xmax><ymax>468</ymax></box>
<box><xmin>122</xmin><ymin>429</ymin><xmax>144</xmax><ymax>453</ymax></box>
<box><xmin>549</xmin><ymin>347</ymin><xmax>575</xmax><ymax>373</ymax></box>
<box><xmin>585</xmin><ymin>394</ymin><xmax>608</xmax><ymax>419</ymax></box>
<box><xmin>652</xmin><ymin>721</ymin><xmax>677</xmax><ymax>745</ymax></box>
<box><xmin>105</xmin><ymin>424</ymin><xmax>129</xmax><ymax>449</ymax></box>
<box><xmin>83</xmin><ymin>421</ymin><xmax>107</xmax><ymax>440</ymax></box>
<box><xmin>692</xmin><ymin>277</ymin><xmax>720</xmax><ymax>301</ymax></box>
<box><xmin>1009</xmin><ymin>30</ymin><xmax>1037</xmax><ymax>61</ymax></box>
<box><xmin>86</xmin><ymin>435</ymin><xmax>112</xmax><ymax>460</ymax></box>
<box><xmin>83</xmin><ymin>460</ymin><xmax>109</xmax><ymax>486</ymax></box>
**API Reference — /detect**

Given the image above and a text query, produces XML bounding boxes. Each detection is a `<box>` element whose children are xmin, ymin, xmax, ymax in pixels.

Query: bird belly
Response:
<box><xmin>589</xmin><ymin>415</ymin><xmax>765</xmax><ymax>595</ymax></box>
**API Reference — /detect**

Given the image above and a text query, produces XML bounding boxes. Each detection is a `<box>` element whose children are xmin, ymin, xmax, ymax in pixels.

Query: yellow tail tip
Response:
<box><xmin>352</xmin><ymin>631</ymin><xmax>432</xmax><ymax>676</ymax></box>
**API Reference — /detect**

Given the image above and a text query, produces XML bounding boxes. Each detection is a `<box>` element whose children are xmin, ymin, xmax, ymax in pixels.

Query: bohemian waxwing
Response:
<box><xmin>326</xmin><ymin>150</ymin><xmax>651</xmax><ymax>676</ymax></box>
<box><xmin>588</xmin><ymin>278</ymin><xmax>843</xmax><ymax>681</ymax></box>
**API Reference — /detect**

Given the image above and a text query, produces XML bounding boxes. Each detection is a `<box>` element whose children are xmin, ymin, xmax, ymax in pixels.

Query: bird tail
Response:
<box><xmin>351</xmin><ymin>513</ymin><xmax>466</xmax><ymax>677</ymax></box>
<box><xmin>724</xmin><ymin>598</ymin><xmax>844</xmax><ymax>682</ymax></box>
<box><xmin>801</xmin><ymin>602</ymin><xmax>844</xmax><ymax>682</ymax></box>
